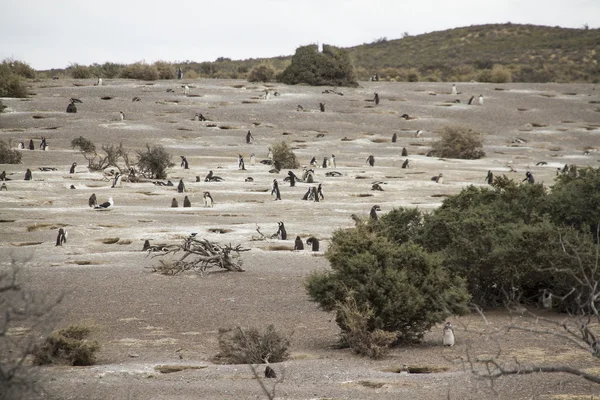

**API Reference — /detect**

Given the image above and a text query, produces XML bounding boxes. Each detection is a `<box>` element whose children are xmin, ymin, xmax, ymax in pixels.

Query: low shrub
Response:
<box><xmin>136</xmin><ymin>144</ymin><xmax>174</xmax><ymax>179</ymax></box>
<box><xmin>216</xmin><ymin>325</ymin><xmax>290</xmax><ymax>364</ymax></box>
<box><xmin>120</xmin><ymin>62</ymin><xmax>160</xmax><ymax>81</ymax></box>
<box><xmin>0</xmin><ymin>61</ymin><xmax>29</xmax><ymax>98</ymax></box>
<box><xmin>271</xmin><ymin>141</ymin><xmax>300</xmax><ymax>169</ymax></box>
<box><xmin>0</xmin><ymin>140</ymin><xmax>22</xmax><ymax>164</ymax></box>
<box><xmin>70</xmin><ymin>64</ymin><xmax>93</xmax><ymax>79</ymax></box>
<box><xmin>247</xmin><ymin>64</ymin><xmax>275</xmax><ymax>82</ymax></box>
<box><xmin>431</xmin><ymin>126</ymin><xmax>485</xmax><ymax>159</ymax></box>
<box><xmin>32</xmin><ymin>324</ymin><xmax>99</xmax><ymax>366</ymax></box>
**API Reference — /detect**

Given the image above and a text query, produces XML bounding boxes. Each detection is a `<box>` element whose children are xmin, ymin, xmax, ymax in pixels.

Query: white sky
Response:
<box><xmin>1</xmin><ymin>0</ymin><xmax>599</xmax><ymax>70</ymax></box>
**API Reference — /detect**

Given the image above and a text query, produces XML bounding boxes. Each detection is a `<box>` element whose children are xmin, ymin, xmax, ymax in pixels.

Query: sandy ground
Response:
<box><xmin>1</xmin><ymin>78</ymin><xmax>600</xmax><ymax>399</ymax></box>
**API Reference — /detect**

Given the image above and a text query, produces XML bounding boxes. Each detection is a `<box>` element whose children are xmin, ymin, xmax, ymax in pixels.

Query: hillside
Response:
<box><xmin>35</xmin><ymin>24</ymin><xmax>600</xmax><ymax>83</ymax></box>
<box><xmin>346</xmin><ymin>23</ymin><xmax>600</xmax><ymax>83</ymax></box>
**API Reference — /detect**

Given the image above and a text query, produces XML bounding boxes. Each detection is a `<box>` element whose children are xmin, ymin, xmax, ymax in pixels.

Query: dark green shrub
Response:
<box><xmin>154</xmin><ymin>61</ymin><xmax>175</xmax><ymax>79</ymax></box>
<box><xmin>120</xmin><ymin>62</ymin><xmax>160</xmax><ymax>80</ymax></box>
<box><xmin>0</xmin><ymin>60</ymin><xmax>29</xmax><ymax>98</ymax></box>
<box><xmin>0</xmin><ymin>140</ymin><xmax>22</xmax><ymax>164</ymax></box>
<box><xmin>70</xmin><ymin>64</ymin><xmax>92</xmax><ymax>79</ymax></box>
<box><xmin>306</xmin><ymin>228</ymin><xmax>470</xmax><ymax>344</ymax></box>
<box><xmin>5</xmin><ymin>60</ymin><xmax>36</xmax><ymax>79</ymax></box>
<box><xmin>216</xmin><ymin>325</ymin><xmax>290</xmax><ymax>364</ymax></box>
<box><xmin>32</xmin><ymin>324</ymin><xmax>99</xmax><ymax>366</ymax></box>
<box><xmin>247</xmin><ymin>64</ymin><xmax>275</xmax><ymax>82</ymax></box>
<box><xmin>431</xmin><ymin>126</ymin><xmax>485</xmax><ymax>159</ymax></box>
<box><xmin>279</xmin><ymin>44</ymin><xmax>358</xmax><ymax>87</ymax></box>
<box><xmin>271</xmin><ymin>141</ymin><xmax>300</xmax><ymax>169</ymax></box>
<box><xmin>100</xmin><ymin>62</ymin><xmax>123</xmax><ymax>79</ymax></box>
<box><xmin>136</xmin><ymin>144</ymin><xmax>174</xmax><ymax>179</ymax></box>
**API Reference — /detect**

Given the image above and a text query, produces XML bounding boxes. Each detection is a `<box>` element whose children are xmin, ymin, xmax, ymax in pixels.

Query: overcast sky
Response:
<box><xmin>2</xmin><ymin>0</ymin><xmax>599</xmax><ymax>70</ymax></box>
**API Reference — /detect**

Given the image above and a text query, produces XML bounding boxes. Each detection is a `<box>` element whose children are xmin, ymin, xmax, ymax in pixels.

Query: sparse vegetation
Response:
<box><xmin>431</xmin><ymin>126</ymin><xmax>485</xmax><ymax>159</ymax></box>
<box><xmin>120</xmin><ymin>62</ymin><xmax>160</xmax><ymax>81</ymax></box>
<box><xmin>271</xmin><ymin>141</ymin><xmax>300</xmax><ymax>169</ymax></box>
<box><xmin>0</xmin><ymin>139</ymin><xmax>22</xmax><ymax>164</ymax></box>
<box><xmin>216</xmin><ymin>325</ymin><xmax>290</xmax><ymax>364</ymax></box>
<box><xmin>32</xmin><ymin>324</ymin><xmax>99</xmax><ymax>366</ymax></box>
<box><xmin>0</xmin><ymin>59</ymin><xmax>30</xmax><ymax>98</ymax></box>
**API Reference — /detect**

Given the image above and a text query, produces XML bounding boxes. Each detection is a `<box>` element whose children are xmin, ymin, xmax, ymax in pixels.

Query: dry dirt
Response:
<box><xmin>1</xmin><ymin>78</ymin><xmax>600</xmax><ymax>399</ymax></box>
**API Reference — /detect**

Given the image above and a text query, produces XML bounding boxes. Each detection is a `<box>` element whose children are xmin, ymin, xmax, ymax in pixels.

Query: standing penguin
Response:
<box><xmin>319</xmin><ymin>102</ymin><xmax>325</xmax><ymax>112</ymax></box>
<box><xmin>306</xmin><ymin>237</ymin><xmax>320</xmax><ymax>251</ymax></box>
<box><xmin>183</xmin><ymin>195</ymin><xmax>191</xmax><ymax>207</ymax></box>
<box><xmin>442</xmin><ymin>322</ymin><xmax>455</xmax><ymax>347</ymax></box>
<box><xmin>246</xmin><ymin>130</ymin><xmax>254</xmax><ymax>144</ymax></box>
<box><xmin>177</xmin><ymin>179</ymin><xmax>186</xmax><ymax>193</ymax></box>
<box><xmin>287</xmin><ymin>171</ymin><xmax>296</xmax><ymax>187</ymax></box>
<box><xmin>180</xmin><ymin>156</ymin><xmax>189</xmax><ymax>169</ymax></box>
<box><xmin>374</xmin><ymin>92</ymin><xmax>380</xmax><ymax>105</ymax></box>
<box><xmin>402</xmin><ymin>159</ymin><xmax>410</xmax><ymax>169</ymax></box>
<box><xmin>370</xmin><ymin>205</ymin><xmax>381</xmax><ymax>221</ymax></box>
<box><xmin>171</xmin><ymin>198</ymin><xmax>179</xmax><ymax>208</ymax></box>
<box><xmin>238</xmin><ymin>155</ymin><xmax>246</xmax><ymax>170</ymax></box>
<box><xmin>541</xmin><ymin>289</ymin><xmax>553</xmax><ymax>309</ymax></box>
<box><xmin>271</xmin><ymin>179</ymin><xmax>281</xmax><ymax>200</ymax></box>
<box><xmin>331</xmin><ymin>154</ymin><xmax>336</xmax><ymax>168</ymax></box>
<box><xmin>478</xmin><ymin>95</ymin><xmax>484</xmax><ymax>106</ymax></box>
<box><xmin>29</xmin><ymin>139</ymin><xmax>35</xmax><ymax>150</ymax></box>
<box><xmin>523</xmin><ymin>171</ymin><xmax>535</xmax><ymax>184</ymax></box>
<box><xmin>317</xmin><ymin>184</ymin><xmax>324</xmax><ymax>200</ymax></box>
<box><xmin>366</xmin><ymin>155</ymin><xmax>375</xmax><ymax>167</ymax></box>
<box><xmin>119</xmin><ymin>111</ymin><xmax>125</xmax><ymax>121</ymax></box>
<box><xmin>401</xmin><ymin>148</ymin><xmax>408</xmax><ymax>157</ymax></box>
<box><xmin>486</xmin><ymin>170</ymin><xmax>494</xmax><ymax>185</ymax></box>
<box><xmin>203</xmin><ymin>191</ymin><xmax>214</xmax><ymax>207</ymax></box>
<box><xmin>55</xmin><ymin>228</ymin><xmax>68</xmax><ymax>246</ymax></box>
<box><xmin>392</xmin><ymin>133</ymin><xmax>397</xmax><ymax>143</ymax></box>
<box><xmin>451</xmin><ymin>84</ymin><xmax>457</xmax><ymax>95</ymax></box>
<box><xmin>294</xmin><ymin>236</ymin><xmax>304</xmax><ymax>250</ymax></box>
<box><xmin>69</xmin><ymin>162</ymin><xmax>77</xmax><ymax>174</ymax></box>
<box><xmin>468</xmin><ymin>96</ymin><xmax>475</xmax><ymax>105</ymax></box>
<box><xmin>24</xmin><ymin>169</ymin><xmax>32</xmax><ymax>181</ymax></box>
<box><xmin>250</xmin><ymin>153</ymin><xmax>256</xmax><ymax>166</ymax></box>
<box><xmin>276</xmin><ymin>221</ymin><xmax>287</xmax><ymax>240</ymax></box>
<box><xmin>88</xmin><ymin>193</ymin><xmax>97</xmax><ymax>208</ymax></box>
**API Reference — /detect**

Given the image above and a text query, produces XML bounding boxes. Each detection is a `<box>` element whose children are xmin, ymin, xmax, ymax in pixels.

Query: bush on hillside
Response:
<box><xmin>306</xmin><ymin>228</ymin><xmax>470</xmax><ymax>344</ymax></box>
<box><xmin>216</xmin><ymin>325</ymin><xmax>290</xmax><ymax>364</ymax></box>
<box><xmin>271</xmin><ymin>141</ymin><xmax>300</xmax><ymax>169</ymax></box>
<box><xmin>154</xmin><ymin>61</ymin><xmax>175</xmax><ymax>79</ymax></box>
<box><xmin>32</xmin><ymin>324</ymin><xmax>99</xmax><ymax>366</ymax></box>
<box><xmin>247</xmin><ymin>64</ymin><xmax>275</xmax><ymax>83</ymax></box>
<box><xmin>0</xmin><ymin>60</ymin><xmax>29</xmax><ymax>98</ymax></box>
<box><xmin>136</xmin><ymin>144</ymin><xmax>174</xmax><ymax>179</ymax></box>
<box><xmin>431</xmin><ymin>126</ymin><xmax>485</xmax><ymax>159</ymax></box>
<box><xmin>279</xmin><ymin>44</ymin><xmax>358</xmax><ymax>87</ymax></box>
<box><xmin>120</xmin><ymin>62</ymin><xmax>160</xmax><ymax>81</ymax></box>
<box><xmin>0</xmin><ymin>140</ymin><xmax>22</xmax><ymax>164</ymax></box>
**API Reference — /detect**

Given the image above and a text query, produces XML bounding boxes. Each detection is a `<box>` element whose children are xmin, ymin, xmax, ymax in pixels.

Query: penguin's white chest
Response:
<box><xmin>443</xmin><ymin>328</ymin><xmax>455</xmax><ymax>346</ymax></box>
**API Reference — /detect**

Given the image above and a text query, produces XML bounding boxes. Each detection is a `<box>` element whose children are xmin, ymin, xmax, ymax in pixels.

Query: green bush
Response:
<box><xmin>431</xmin><ymin>126</ymin><xmax>485</xmax><ymax>159</ymax></box>
<box><xmin>153</xmin><ymin>61</ymin><xmax>175</xmax><ymax>79</ymax></box>
<box><xmin>247</xmin><ymin>64</ymin><xmax>275</xmax><ymax>82</ymax></box>
<box><xmin>271</xmin><ymin>141</ymin><xmax>300</xmax><ymax>169</ymax></box>
<box><xmin>216</xmin><ymin>325</ymin><xmax>290</xmax><ymax>364</ymax></box>
<box><xmin>0</xmin><ymin>60</ymin><xmax>29</xmax><ymax>98</ymax></box>
<box><xmin>490</xmin><ymin>64</ymin><xmax>512</xmax><ymax>83</ymax></box>
<box><xmin>306</xmin><ymin>228</ymin><xmax>470</xmax><ymax>344</ymax></box>
<box><xmin>279</xmin><ymin>44</ymin><xmax>358</xmax><ymax>87</ymax></box>
<box><xmin>120</xmin><ymin>62</ymin><xmax>160</xmax><ymax>80</ymax></box>
<box><xmin>0</xmin><ymin>140</ymin><xmax>22</xmax><ymax>164</ymax></box>
<box><xmin>5</xmin><ymin>60</ymin><xmax>36</xmax><ymax>79</ymax></box>
<box><xmin>32</xmin><ymin>324</ymin><xmax>99</xmax><ymax>366</ymax></box>
<box><xmin>70</xmin><ymin>64</ymin><xmax>93</xmax><ymax>79</ymax></box>
<box><xmin>136</xmin><ymin>144</ymin><xmax>174</xmax><ymax>179</ymax></box>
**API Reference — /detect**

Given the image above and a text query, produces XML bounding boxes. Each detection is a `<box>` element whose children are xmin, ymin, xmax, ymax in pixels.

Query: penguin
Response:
<box><xmin>486</xmin><ymin>170</ymin><xmax>494</xmax><ymax>185</ymax></box>
<box><xmin>401</xmin><ymin>114</ymin><xmax>411</xmax><ymax>120</ymax></box>
<box><xmin>203</xmin><ymin>191</ymin><xmax>214</xmax><ymax>207</ymax></box>
<box><xmin>119</xmin><ymin>111</ymin><xmax>125</xmax><ymax>121</ymax></box>
<box><xmin>310</xmin><ymin>156</ymin><xmax>317</xmax><ymax>167</ymax></box>
<box><xmin>195</xmin><ymin>112</ymin><xmax>206</xmax><ymax>121</ymax></box>
<box><xmin>432</xmin><ymin>173</ymin><xmax>444</xmax><ymax>184</ymax></box>
<box><xmin>245</xmin><ymin>177</ymin><xmax>254</xmax><ymax>182</ymax></box>
<box><xmin>177</xmin><ymin>179</ymin><xmax>185</xmax><ymax>193</ymax></box>
<box><xmin>29</xmin><ymin>139</ymin><xmax>35</xmax><ymax>150</ymax></box>
<box><xmin>392</xmin><ymin>133</ymin><xmax>397</xmax><ymax>143</ymax></box>
<box><xmin>204</xmin><ymin>171</ymin><xmax>224</xmax><ymax>182</ymax></box>
<box><xmin>371</xmin><ymin>183</ymin><xmax>384</xmax><ymax>191</ymax></box>
<box><xmin>246</xmin><ymin>130</ymin><xmax>254</xmax><ymax>144</ymax></box>
<box><xmin>95</xmin><ymin>197</ymin><xmax>114</xmax><ymax>209</ymax></box>
<box><xmin>55</xmin><ymin>228</ymin><xmax>68</xmax><ymax>246</ymax></box>
<box><xmin>374</xmin><ymin>92</ymin><xmax>380</xmax><ymax>105</ymax></box>
<box><xmin>370</xmin><ymin>205</ymin><xmax>381</xmax><ymax>221</ymax></box>
<box><xmin>287</xmin><ymin>171</ymin><xmax>296</xmax><ymax>187</ymax></box>
<box><xmin>111</xmin><ymin>172</ymin><xmax>122</xmax><ymax>188</ymax></box>
<box><xmin>468</xmin><ymin>96</ymin><xmax>475</xmax><ymax>105</ymax></box>
<box><xmin>311</xmin><ymin>186</ymin><xmax>320</xmax><ymax>202</ymax></box>
<box><xmin>541</xmin><ymin>289</ymin><xmax>553</xmax><ymax>309</ymax></box>
<box><xmin>265</xmin><ymin>366</ymin><xmax>277</xmax><ymax>379</ymax></box>
<box><xmin>297</xmin><ymin>105</ymin><xmax>304</xmax><ymax>112</ymax></box>
<box><xmin>317</xmin><ymin>183</ymin><xmax>324</xmax><ymax>200</ymax></box>
<box><xmin>88</xmin><ymin>193</ymin><xmax>97</xmax><ymax>208</ymax></box>
<box><xmin>171</xmin><ymin>198</ymin><xmax>179</xmax><ymax>208</ymax></box>
<box><xmin>451</xmin><ymin>84</ymin><xmax>457</xmax><ymax>95</ymax></box>
<box><xmin>132</xmin><ymin>97</ymin><xmax>141</xmax><ymax>102</ymax></box>
<box><xmin>322</xmin><ymin>157</ymin><xmax>328</xmax><ymax>168</ymax></box>
<box><xmin>39</xmin><ymin>137</ymin><xmax>47</xmax><ymax>150</ymax></box>
<box><xmin>97</xmin><ymin>77</ymin><xmax>103</xmax><ymax>86</ymax></box>
<box><xmin>402</xmin><ymin>159</ymin><xmax>410</xmax><ymax>169</ymax></box>
<box><xmin>331</xmin><ymin>154</ymin><xmax>336</xmax><ymax>168</ymax></box>
<box><xmin>238</xmin><ymin>155</ymin><xmax>245</xmax><ymax>170</ymax></box>
<box><xmin>276</xmin><ymin>221</ymin><xmax>287</xmax><ymax>240</ymax></box>
<box><xmin>0</xmin><ymin>183</ymin><xmax>7</xmax><ymax>191</ymax></box>
<box><xmin>301</xmin><ymin>187</ymin><xmax>311</xmax><ymax>201</ymax></box>
<box><xmin>180</xmin><ymin>156</ymin><xmax>189</xmax><ymax>169</ymax></box>
<box><xmin>250</xmin><ymin>153</ymin><xmax>256</xmax><ymax>166</ymax></box>
<box><xmin>271</xmin><ymin>179</ymin><xmax>281</xmax><ymax>200</ymax></box>
<box><xmin>177</xmin><ymin>68</ymin><xmax>183</xmax><ymax>79</ymax></box>
<box><xmin>183</xmin><ymin>196</ymin><xmax>191</xmax><ymax>207</ymax></box>
<box><xmin>366</xmin><ymin>155</ymin><xmax>375</xmax><ymax>167</ymax></box>
<box><xmin>0</xmin><ymin>171</ymin><xmax>6</xmax><ymax>181</ymax></box>
<box><xmin>306</xmin><ymin>237</ymin><xmax>320</xmax><ymax>251</ymax></box>
<box><xmin>478</xmin><ymin>95</ymin><xmax>484</xmax><ymax>106</ymax></box>
<box><xmin>24</xmin><ymin>169</ymin><xmax>32</xmax><ymax>181</ymax></box>
<box><xmin>294</xmin><ymin>236</ymin><xmax>304</xmax><ymax>251</ymax></box>
<box><xmin>523</xmin><ymin>171</ymin><xmax>535</xmax><ymax>184</ymax></box>
<box><xmin>70</xmin><ymin>185</ymin><xmax>76</xmax><ymax>190</ymax></box>
<box><xmin>401</xmin><ymin>148</ymin><xmax>408</xmax><ymax>157</ymax></box>
<box><xmin>69</xmin><ymin>162</ymin><xmax>77</xmax><ymax>174</ymax></box>
<box><xmin>267</xmin><ymin>149</ymin><xmax>273</xmax><ymax>161</ymax></box>
<box><xmin>183</xmin><ymin>85</ymin><xmax>190</xmax><ymax>95</ymax></box>
<box><xmin>17</xmin><ymin>142</ymin><xmax>24</xmax><ymax>150</ymax></box>
<box><xmin>442</xmin><ymin>322</ymin><xmax>455</xmax><ymax>347</ymax></box>
<box><xmin>319</xmin><ymin>102</ymin><xmax>325</xmax><ymax>112</ymax></box>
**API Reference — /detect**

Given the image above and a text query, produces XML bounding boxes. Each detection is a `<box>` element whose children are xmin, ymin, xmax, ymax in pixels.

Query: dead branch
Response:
<box><xmin>147</xmin><ymin>235</ymin><xmax>249</xmax><ymax>275</ymax></box>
